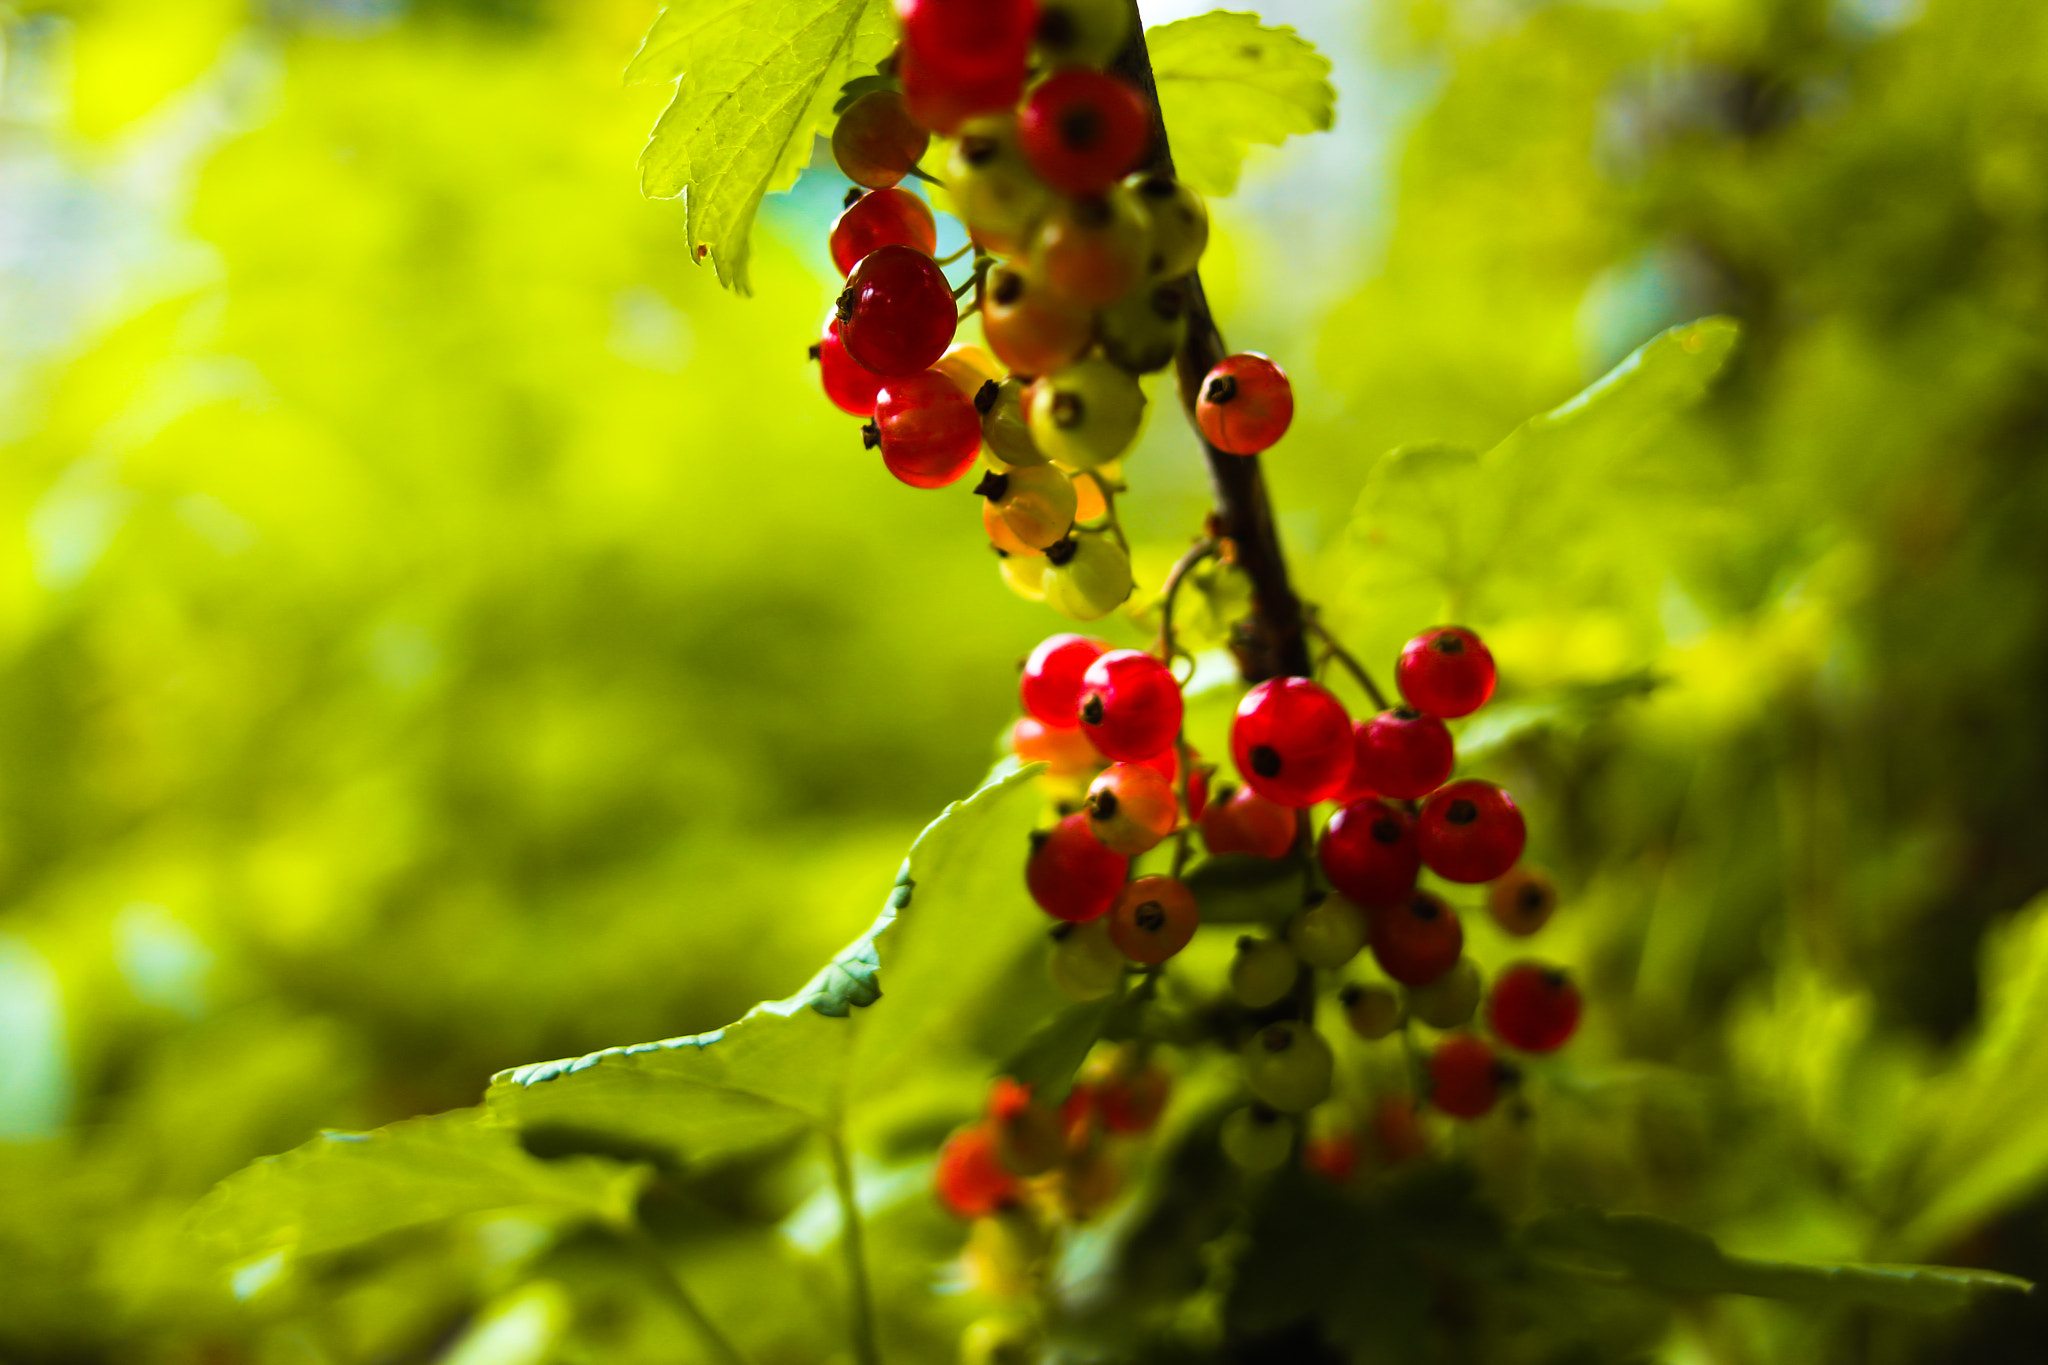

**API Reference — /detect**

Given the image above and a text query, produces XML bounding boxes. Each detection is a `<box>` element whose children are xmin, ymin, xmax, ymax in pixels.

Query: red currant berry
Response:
<box><xmin>986</xmin><ymin>1078</ymin><xmax>1064</xmax><ymax>1175</ymax></box>
<box><xmin>1367</xmin><ymin>890</ymin><xmax>1464</xmax><ymax>987</ymax></box>
<box><xmin>1352</xmin><ymin>707</ymin><xmax>1455</xmax><ymax>801</ymax></box>
<box><xmin>898</xmin><ymin>44</ymin><xmax>1025</xmax><ymax>136</ymax></box>
<box><xmin>898</xmin><ymin>0</ymin><xmax>1036</xmax><ymax>85</ymax></box>
<box><xmin>1371</xmin><ymin>1095</ymin><xmax>1430</xmax><ymax>1165</ymax></box>
<box><xmin>1303</xmin><ymin>1133</ymin><xmax>1359</xmax><ymax>1185</ymax></box>
<box><xmin>1318</xmin><ymin>798</ymin><xmax>1421</xmax><ymax>906</ymax></box>
<box><xmin>836</xmin><ymin>244</ymin><xmax>956</xmax><ymax>376</ymax></box>
<box><xmin>1196</xmin><ymin>352</ymin><xmax>1293</xmax><ymax>455</ymax></box>
<box><xmin>832</xmin><ymin>90</ymin><xmax>931</xmax><ymax>190</ymax></box>
<box><xmin>1230</xmin><ymin>678</ymin><xmax>1352</xmax><ymax>808</ymax></box>
<box><xmin>1096</xmin><ymin>1065</ymin><xmax>1169</xmax><ymax>1134</ymax></box>
<box><xmin>1007</xmin><ymin>715</ymin><xmax>1100</xmax><ymax>776</ymax></box>
<box><xmin>867</xmin><ymin>369</ymin><xmax>982</xmax><ymax>489</ymax></box>
<box><xmin>1077</xmin><ymin>649</ymin><xmax>1182</xmax><ymax>762</ymax></box>
<box><xmin>935</xmin><ymin>1122</ymin><xmax>1020</xmax><ymax>1217</ymax></box>
<box><xmin>1086</xmin><ymin>763</ymin><xmax>1179</xmax><ymax>855</ymax></box>
<box><xmin>813</xmin><ymin>314</ymin><xmax>885</xmax><ymax>417</ymax></box>
<box><xmin>1026</xmin><ymin>812</ymin><xmax>1128</xmax><ymax>922</ymax></box>
<box><xmin>1106</xmin><ymin>874</ymin><xmax>1198</xmax><ymax>964</ymax></box>
<box><xmin>1060</xmin><ymin>1081</ymin><xmax>1100</xmax><ymax>1147</ymax></box>
<box><xmin>982</xmin><ymin>264</ymin><xmax>1092</xmax><ymax>376</ymax></box>
<box><xmin>1487</xmin><ymin>865</ymin><xmax>1557</xmax><ymax>936</ymax></box>
<box><xmin>1328</xmin><ymin>730</ymin><xmax>1381</xmax><ymax>807</ymax></box>
<box><xmin>1487</xmin><ymin>963</ymin><xmax>1583</xmax><ymax>1053</ymax></box>
<box><xmin>1417</xmin><ymin>780</ymin><xmax>1526</xmax><ymax>883</ymax></box>
<box><xmin>1031</xmin><ymin>188</ymin><xmax>1150</xmax><ymax>308</ymax></box>
<box><xmin>830</xmin><ymin>187</ymin><xmax>938</xmax><ymax>276</ymax></box>
<box><xmin>1198</xmin><ymin>784</ymin><xmax>1298</xmax><ymax>859</ymax></box>
<box><xmin>1395</xmin><ymin>627</ymin><xmax>1496</xmax><ymax>718</ymax></box>
<box><xmin>1021</xmin><ymin>634</ymin><xmax>1110</xmax><ymax>727</ymax></box>
<box><xmin>1427</xmin><ymin>1034</ymin><xmax>1508</xmax><ymax>1120</ymax></box>
<box><xmin>1017</xmin><ymin>69</ymin><xmax>1150</xmax><ymax>197</ymax></box>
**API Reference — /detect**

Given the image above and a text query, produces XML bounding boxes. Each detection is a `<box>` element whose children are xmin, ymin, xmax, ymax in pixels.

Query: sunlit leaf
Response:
<box><xmin>1149</xmin><ymin>11</ymin><xmax>1336</xmax><ymax>196</ymax></box>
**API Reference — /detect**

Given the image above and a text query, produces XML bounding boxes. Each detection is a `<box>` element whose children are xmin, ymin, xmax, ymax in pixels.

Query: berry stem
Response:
<box><xmin>1155</xmin><ymin>535</ymin><xmax>1219</xmax><ymax>665</ymax></box>
<box><xmin>625</xmin><ymin>1224</ymin><xmax>757</xmax><ymax>1365</ymax></box>
<box><xmin>1110</xmin><ymin>11</ymin><xmax>1312</xmax><ymax>684</ymax></box>
<box><xmin>826</xmin><ymin>1128</ymin><xmax>884</xmax><ymax>1365</ymax></box>
<box><xmin>1307</xmin><ymin>616</ymin><xmax>1392</xmax><ymax>711</ymax></box>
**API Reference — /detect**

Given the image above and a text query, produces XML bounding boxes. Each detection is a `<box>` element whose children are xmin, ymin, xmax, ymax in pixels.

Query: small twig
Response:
<box><xmin>1155</xmin><ymin>536</ymin><xmax>1219</xmax><ymax>666</ymax></box>
<box><xmin>905</xmin><ymin>163</ymin><xmax>943</xmax><ymax>186</ymax></box>
<box><xmin>827</xmin><ymin>1129</ymin><xmax>883</xmax><ymax>1365</ymax></box>
<box><xmin>935</xmin><ymin>241</ymin><xmax>976</xmax><ymax>266</ymax></box>
<box><xmin>626</xmin><ymin>1226</ymin><xmax>755</xmax><ymax>1365</ymax></box>
<box><xmin>1081</xmin><ymin>470</ymin><xmax>1131</xmax><ymax>557</ymax></box>
<box><xmin>1307</xmin><ymin>617</ymin><xmax>1391</xmax><ymax>712</ymax></box>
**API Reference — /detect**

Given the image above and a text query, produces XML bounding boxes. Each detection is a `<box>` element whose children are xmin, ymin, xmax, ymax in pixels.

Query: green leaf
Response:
<box><xmin>1455</xmin><ymin>670</ymin><xmax>1665</xmax><ymax>758</ymax></box>
<box><xmin>188</xmin><ymin>1110</ymin><xmax>644</xmax><ymax>1262</ymax></box>
<box><xmin>1148</xmin><ymin>11</ymin><xmax>1336</xmax><ymax>196</ymax></box>
<box><xmin>631</xmin><ymin>0</ymin><xmax>897</xmax><ymax>293</ymax></box>
<box><xmin>1182</xmin><ymin>853</ymin><xmax>1304</xmax><ymax>925</ymax></box>
<box><xmin>1001</xmin><ymin>995</ymin><xmax>1119</xmax><ymax>1103</ymax></box>
<box><xmin>1527</xmin><ymin>1209</ymin><xmax>2032</xmax><ymax>1313</ymax></box>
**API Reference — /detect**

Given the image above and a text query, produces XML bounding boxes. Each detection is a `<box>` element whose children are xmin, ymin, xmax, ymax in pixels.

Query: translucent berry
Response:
<box><xmin>1286</xmin><ymin>894</ymin><xmax>1368</xmax><ymax>969</ymax></box>
<box><xmin>900</xmin><ymin>47</ymin><xmax>1025</xmax><ymax>136</ymax></box>
<box><xmin>1096</xmin><ymin>1064</ymin><xmax>1170</xmax><ymax>1133</ymax></box>
<box><xmin>988</xmin><ymin>1078</ymin><xmax>1064</xmax><ymax>1176</ymax></box>
<box><xmin>1242</xmin><ymin>1021</ymin><xmax>1333</xmax><ymax>1113</ymax></box>
<box><xmin>977</xmin><ymin>377</ymin><xmax>1046</xmax><ymax>467</ymax></box>
<box><xmin>936</xmin><ymin>1122</ymin><xmax>1020</xmax><ymax>1217</ymax></box>
<box><xmin>935</xmin><ymin>342</ymin><xmax>1002</xmax><ymax>396</ymax></box>
<box><xmin>1028</xmin><ymin>358</ymin><xmax>1147</xmax><ymax>470</ymax></box>
<box><xmin>997</xmin><ymin>548</ymin><xmax>1048</xmax><ymax>601</ymax></box>
<box><xmin>1417</xmin><ymin>780</ymin><xmax>1526</xmax><ymax>883</ymax></box>
<box><xmin>1107</xmin><ymin>875</ymin><xmax>1199</xmax><ymax>963</ymax></box>
<box><xmin>1220</xmin><ymin>1104</ymin><xmax>1294</xmax><ymax>1172</ymax></box>
<box><xmin>1072</xmin><ymin>468</ymin><xmax>1109</xmax><ymax>522</ymax></box>
<box><xmin>1098</xmin><ymin>278</ymin><xmax>1189</xmax><ymax>375</ymax></box>
<box><xmin>1127</xmin><ymin>171</ymin><xmax>1208</xmax><ymax>278</ymax></box>
<box><xmin>1318</xmin><ymin>798</ymin><xmax>1421</xmax><ymax>906</ymax></box>
<box><xmin>1032</xmin><ymin>187</ymin><xmax>1150</xmax><ymax>307</ymax></box>
<box><xmin>836</xmin><ymin>244</ymin><xmax>957</xmax><ymax>375</ymax></box>
<box><xmin>1077</xmin><ymin>648</ymin><xmax>1182</xmax><ymax>761</ymax></box>
<box><xmin>867</xmin><ymin>369</ymin><xmax>982</xmax><ymax>489</ymax></box>
<box><xmin>830</xmin><ymin>187</ymin><xmax>938</xmax><ymax>277</ymax></box>
<box><xmin>1042</xmin><ymin>532</ymin><xmax>1134</xmax><ymax>621</ymax></box>
<box><xmin>1196</xmin><ymin>352</ymin><xmax>1294</xmax><ymax>456</ymax></box>
<box><xmin>1487</xmin><ymin>962</ymin><xmax>1582</xmax><ymax>1053</ymax></box>
<box><xmin>1396</xmin><ymin>627</ymin><xmax>1496</xmax><ymax>718</ymax></box>
<box><xmin>1017</xmin><ymin>69</ymin><xmax>1150</xmax><ymax>196</ymax></box>
<box><xmin>1007</xmin><ymin>714</ymin><xmax>1100</xmax><ymax>776</ymax></box>
<box><xmin>1406</xmin><ymin>956</ymin><xmax>1482</xmax><ymax>1029</ymax></box>
<box><xmin>898</xmin><ymin>0</ymin><xmax>1037</xmax><ymax>87</ymax></box>
<box><xmin>1352</xmin><ymin>707</ymin><xmax>1455</xmax><ymax>800</ymax></box>
<box><xmin>977</xmin><ymin>465</ymin><xmax>1075</xmax><ymax>550</ymax></box>
<box><xmin>1303</xmin><ymin>1133</ymin><xmax>1359</xmax><ymax>1185</ymax></box>
<box><xmin>982</xmin><ymin>263</ymin><xmax>1092</xmax><ymax>375</ymax></box>
<box><xmin>832</xmin><ymin>90</ymin><xmax>931</xmax><ymax>190</ymax></box>
<box><xmin>1369</xmin><ymin>890</ymin><xmax>1464</xmax><ymax>987</ymax></box>
<box><xmin>983</xmin><ymin>498</ymin><xmax>1039</xmax><ymax>558</ymax></box>
<box><xmin>1086</xmin><ymin>763</ymin><xmax>1179</xmax><ymax>855</ymax></box>
<box><xmin>1487</xmin><ymin>865</ymin><xmax>1557</xmax><ymax>936</ymax></box>
<box><xmin>1231</xmin><ymin>677</ymin><xmax>1353</xmax><ymax>808</ymax></box>
<box><xmin>1229</xmin><ymin>935</ymin><xmax>1298</xmax><ymax>1009</ymax></box>
<box><xmin>1026</xmin><ymin>812</ymin><xmax>1128</xmax><ymax>922</ymax></box>
<box><xmin>1428</xmin><ymin>1034</ymin><xmax>1508</xmax><ymax>1120</ymax></box>
<box><xmin>1033</xmin><ymin>0</ymin><xmax>1131</xmax><ymax>68</ymax></box>
<box><xmin>1020</xmin><ymin>633</ymin><xmax>1110</xmax><ymax>727</ymax></box>
<box><xmin>1371</xmin><ymin>1095</ymin><xmax>1431</xmax><ymax>1164</ymax></box>
<box><xmin>944</xmin><ymin>115</ymin><xmax>1054</xmax><ymax>257</ymax></box>
<box><xmin>1199</xmin><ymin>784</ymin><xmax>1299</xmax><ymax>859</ymax></box>
<box><xmin>812</xmin><ymin>315</ymin><xmax>885</xmax><ymax>417</ymax></box>
<box><xmin>1339</xmin><ymin>982</ymin><xmax>1403</xmax><ymax>1040</ymax></box>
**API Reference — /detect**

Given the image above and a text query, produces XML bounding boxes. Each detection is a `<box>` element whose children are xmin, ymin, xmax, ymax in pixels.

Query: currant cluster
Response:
<box><xmin>810</xmin><ymin>0</ymin><xmax>1295</xmax><ymax>621</ymax></box>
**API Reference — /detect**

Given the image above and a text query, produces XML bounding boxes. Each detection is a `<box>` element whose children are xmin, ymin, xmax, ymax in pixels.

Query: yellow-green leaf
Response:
<box><xmin>1148</xmin><ymin>11</ymin><xmax>1336</xmax><ymax>196</ymax></box>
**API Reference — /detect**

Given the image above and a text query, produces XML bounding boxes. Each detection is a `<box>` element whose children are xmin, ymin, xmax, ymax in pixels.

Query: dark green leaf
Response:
<box><xmin>1183</xmin><ymin>853</ymin><xmax>1304</xmax><ymax>925</ymax></box>
<box><xmin>1001</xmin><ymin>994</ymin><xmax>1120</xmax><ymax>1103</ymax></box>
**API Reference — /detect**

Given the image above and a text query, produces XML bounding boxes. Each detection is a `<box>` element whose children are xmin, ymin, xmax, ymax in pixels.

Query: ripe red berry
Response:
<box><xmin>1021</xmin><ymin>634</ymin><xmax>1110</xmax><ymax>727</ymax></box>
<box><xmin>1371</xmin><ymin>1096</ymin><xmax>1430</xmax><ymax>1165</ymax></box>
<box><xmin>1352</xmin><ymin>707</ymin><xmax>1455</xmax><ymax>801</ymax></box>
<box><xmin>1077</xmin><ymin>649</ymin><xmax>1182</xmax><ymax>762</ymax></box>
<box><xmin>1199</xmin><ymin>784</ymin><xmax>1298</xmax><ymax>858</ymax></box>
<box><xmin>812</xmin><ymin>314</ymin><xmax>885</xmax><ymax>417</ymax></box>
<box><xmin>898</xmin><ymin>0</ymin><xmax>1037</xmax><ymax>86</ymax></box>
<box><xmin>829</xmin><ymin>187</ymin><xmax>938</xmax><ymax>276</ymax></box>
<box><xmin>1196</xmin><ymin>352</ymin><xmax>1293</xmax><ymax>455</ymax></box>
<box><xmin>982</xmin><ymin>264</ymin><xmax>1093</xmax><ymax>375</ymax></box>
<box><xmin>1087</xmin><ymin>763</ymin><xmax>1179</xmax><ymax>855</ymax></box>
<box><xmin>1134</xmin><ymin>746</ymin><xmax>1209</xmax><ymax>820</ymax></box>
<box><xmin>832</xmin><ymin>90</ymin><xmax>931</xmax><ymax>190</ymax></box>
<box><xmin>1230</xmin><ymin>678</ymin><xmax>1352</xmax><ymax>808</ymax></box>
<box><xmin>1008</xmin><ymin>715</ymin><xmax>1101</xmax><ymax>776</ymax></box>
<box><xmin>935</xmin><ymin>1122</ymin><xmax>1021</xmax><ymax>1217</ymax></box>
<box><xmin>1487</xmin><ymin>963</ymin><xmax>1583</xmax><ymax>1053</ymax></box>
<box><xmin>867</xmin><ymin>370</ymin><xmax>982</xmax><ymax>489</ymax></box>
<box><xmin>1302</xmin><ymin>1133</ymin><xmax>1359</xmax><ymax>1185</ymax></box>
<box><xmin>1106</xmin><ymin>874</ymin><xmax>1198</xmax><ymax>964</ymax></box>
<box><xmin>1417</xmin><ymin>780</ymin><xmax>1526</xmax><ymax>883</ymax></box>
<box><xmin>1016</xmin><ymin>69</ymin><xmax>1151</xmax><ymax>197</ymax></box>
<box><xmin>1395</xmin><ymin>627</ymin><xmax>1496</xmax><ymax>718</ymax></box>
<box><xmin>986</xmin><ymin>1078</ymin><xmax>1064</xmax><ymax>1175</ymax></box>
<box><xmin>836</xmin><ymin>244</ymin><xmax>957</xmax><ymax>376</ymax></box>
<box><xmin>1026</xmin><ymin>812</ymin><xmax>1128</xmax><ymax>922</ymax></box>
<box><xmin>1097</xmin><ymin>1066</ymin><xmax>1169</xmax><ymax>1134</ymax></box>
<box><xmin>1368</xmin><ymin>890</ymin><xmax>1463</xmax><ymax>987</ymax></box>
<box><xmin>899</xmin><ymin>45</ymin><xmax>1026</xmax><ymax>136</ymax></box>
<box><xmin>1428</xmin><ymin>1034</ymin><xmax>1507</xmax><ymax>1120</ymax></box>
<box><xmin>1318</xmin><ymin>798</ymin><xmax>1421</xmax><ymax>906</ymax></box>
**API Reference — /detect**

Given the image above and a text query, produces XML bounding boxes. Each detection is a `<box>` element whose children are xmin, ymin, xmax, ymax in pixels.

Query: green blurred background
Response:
<box><xmin>2</xmin><ymin>0</ymin><xmax>2046</xmax><ymax>1360</ymax></box>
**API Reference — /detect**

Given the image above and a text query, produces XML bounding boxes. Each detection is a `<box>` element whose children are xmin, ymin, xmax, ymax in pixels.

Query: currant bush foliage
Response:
<box><xmin>1146</xmin><ymin>11</ymin><xmax>1336</xmax><ymax>196</ymax></box>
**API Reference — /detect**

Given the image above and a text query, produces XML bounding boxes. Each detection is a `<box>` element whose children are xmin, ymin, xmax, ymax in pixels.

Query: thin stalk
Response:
<box><xmin>828</xmin><ymin>1128</ymin><xmax>883</xmax><ymax>1365</ymax></box>
<box><xmin>1155</xmin><ymin>536</ymin><xmax>1219</xmax><ymax>665</ymax></box>
<box><xmin>1308</xmin><ymin>617</ymin><xmax>1392</xmax><ymax>712</ymax></box>
<box><xmin>626</xmin><ymin>1226</ymin><xmax>755</xmax><ymax>1365</ymax></box>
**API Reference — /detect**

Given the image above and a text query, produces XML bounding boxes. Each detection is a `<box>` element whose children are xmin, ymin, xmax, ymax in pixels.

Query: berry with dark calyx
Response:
<box><xmin>982</xmin><ymin>263</ymin><xmax>1092</xmax><ymax>375</ymax></box>
<box><xmin>988</xmin><ymin>1077</ymin><xmax>1064</xmax><ymax>1176</ymax></box>
<box><xmin>1428</xmin><ymin>1033</ymin><xmax>1510</xmax><ymax>1120</ymax></box>
<box><xmin>1097</xmin><ymin>1063</ymin><xmax>1170</xmax><ymax>1133</ymax></box>
<box><xmin>1220</xmin><ymin>1104</ymin><xmax>1294</xmax><ymax>1172</ymax></box>
<box><xmin>944</xmin><ymin>115</ymin><xmax>1053</xmax><ymax>256</ymax></box>
<box><xmin>837</xmin><ymin>244</ymin><xmax>957</xmax><ymax>375</ymax></box>
<box><xmin>1340</xmin><ymin>982</ymin><xmax>1404</xmax><ymax>1040</ymax></box>
<box><xmin>1287</xmin><ymin>894</ymin><xmax>1369</xmax><ymax>970</ymax></box>
<box><xmin>1027</xmin><ymin>812</ymin><xmax>1128</xmax><ymax>922</ymax></box>
<box><xmin>1021</xmin><ymin>633</ymin><xmax>1110</xmax><ymax>727</ymax></box>
<box><xmin>1418</xmin><ymin>780</ymin><xmax>1526</xmax><ymax>883</ymax></box>
<box><xmin>1369</xmin><ymin>890</ymin><xmax>1464</xmax><ymax>987</ymax></box>
<box><xmin>1199</xmin><ymin>784</ymin><xmax>1299</xmax><ymax>859</ymax></box>
<box><xmin>829</xmin><ymin>186</ymin><xmax>938</xmax><ymax>276</ymax></box>
<box><xmin>1007</xmin><ymin>714</ymin><xmax>1099</xmax><ymax>776</ymax></box>
<box><xmin>1242</xmin><ymin>1021</ymin><xmax>1333</xmax><ymax>1113</ymax></box>
<box><xmin>1107</xmin><ymin>874</ymin><xmax>1199</xmax><ymax>963</ymax></box>
<box><xmin>1033</xmin><ymin>0</ymin><xmax>1132</xmax><ymax>69</ymax></box>
<box><xmin>869</xmin><ymin>369</ymin><xmax>982</xmax><ymax>488</ymax></box>
<box><xmin>1487</xmin><ymin>865</ymin><xmax>1558</xmax><ymax>936</ymax></box>
<box><xmin>997</xmin><ymin>547</ymin><xmax>1048</xmax><ymax>601</ymax></box>
<box><xmin>1032</xmin><ymin>187</ymin><xmax>1151</xmax><ymax>307</ymax></box>
<box><xmin>1406</xmin><ymin>956</ymin><xmax>1483</xmax><ymax>1029</ymax></box>
<box><xmin>1042</xmin><ymin>531</ymin><xmax>1133</xmax><ymax>621</ymax></box>
<box><xmin>1197</xmin><ymin>352</ymin><xmax>1294</xmax><ymax>455</ymax></box>
<box><xmin>936</xmin><ymin>1122</ymin><xmax>1020</xmax><ymax>1217</ymax></box>
<box><xmin>897</xmin><ymin>0</ymin><xmax>1036</xmax><ymax>86</ymax></box>
<box><xmin>1072</xmin><ymin>467</ymin><xmax>1109</xmax><ymax>522</ymax></box>
<box><xmin>1353</xmin><ymin>707</ymin><xmax>1455</xmax><ymax>800</ymax></box>
<box><xmin>1048</xmin><ymin>917</ymin><xmax>1126</xmax><ymax>1000</ymax></box>
<box><xmin>1087</xmin><ymin>764</ymin><xmax>1180</xmax><ymax>855</ymax></box>
<box><xmin>1303</xmin><ymin>1132</ymin><xmax>1359</xmax><ymax>1185</ymax></box>
<box><xmin>1017</xmin><ymin>69</ymin><xmax>1150</xmax><ymax>196</ymax></box>
<box><xmin>1231</xmin><ymin>677</ymin><xmax>1353</xmax><ymax>808</ymax></box>
<box><xmin>1487</xmin><ymin>962</ymin><xmax>1583</xmax><ymax>1053</ymax></box>
<box><xmin>1028</xmin><ymin>358</ymin><xmax>1147</xmax><ymax>470</ymax></box>
<box><xmin>1396</xmin><ymin>626</ymin><xmax>1496</xmax><ymax>718</ymax></box>
<box><xmin>1127</xmin><ymin>171</ymin><xmax>1209</xmax><ymax>278</ymax></box>
<box><xmin>977</xmin><ymin>465</ymin><xmax>1075</xmax><ymax>549</ymax></box>
<box><xmin>1099</xmin><ymin>278</ymin><xmax>1189</xmax><ymax>375</ymax></box>
<box><xmin>1318</xmin><ymin>798</ymin><xmax>1421</xmax><ymax>906</ymax></box>
<box><xmin>1077</xmin><ymin>648</ymin><xmax>1182</xmax><ymax>761</ymax></box>
<box><xmin>813</xmin><ymin>315</ymin><xmax>885</xmax><ymax>417</ymax></box>
<box><xmin>832</xmin><ymin>90</ymin><xmax>930</xmax><ymax>190</ymax></box>
<box><xmin>978</xmin><ymin>377</ymin><xmax>1047</xmax><ymax>467</ymax></box>
<box><xmin>984</xmin><ymin>498</ymin><xmax>1041</xmax><ymax>558</ymax></box>
<box><xmin>1229</xmin><ymin>935</ymin><xmax>1298</xmax><ymax>1009</ymax></box>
